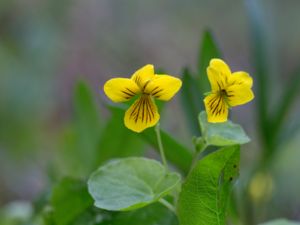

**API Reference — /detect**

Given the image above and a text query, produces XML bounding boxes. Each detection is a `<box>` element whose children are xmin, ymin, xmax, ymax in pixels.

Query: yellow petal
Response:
<box><xmin>226</xmin><ymin>84</ymin><xmax>254</xmax><ymax>107</ymax></box>
<box><xmin>204</xmin><ymin>93</ymin><xmax>228</xmax><ymax>123</ymax></box>
<box><xmin>124</xmin><ymin>95</ymin><xmax>160</xmax><ymax>132</ymax></box>
<box><xmin>103</xmin><ymin>78</ymin><xmax>140</xmax><ymax>102</ymax></box>
<box><xmin>131</xmin><ymin>64</ymin><xmax>155</xmax><ymax>89</ymax></box>
<box><xmin>209</xmin><ymin>58</ymin><xmax>231</xmax><ymax>77</ymax></box>
<box><xmin>144</xmin><ymin>75</ymin><xmax>182</xmax><ymax>101</ymax></box>
<box><xmin>207</xmin><ymin>58</ymin><xmax>231</xmax><ymax>91</ymax></box>
<box><xmin>228</xmin><ymin>71</ymin><xmax>253</xmax><ymax>88</ymax></box>
<box><xmin>225</xmin><ymin>71</ymin><xmax>254</xmax><ymax>106</ymax></box>
<box><xmin>207</xmin><ymin>67</ymin><xmax>227</xmax><ymax>91</ymax></box>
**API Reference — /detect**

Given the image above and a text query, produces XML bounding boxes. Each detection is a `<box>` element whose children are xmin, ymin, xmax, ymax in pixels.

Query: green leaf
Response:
<box><xmin>177</xmin><ymin>145</ymin><xmax>240</xmax><ymax>225</ymax></box>
<box><xmin>74</xmin><ymin>81</ymin><xmax>102</xmax><ymax>139</ymax></box>
<box><xmin>198</xmin><ymin>30</ymin><xmax>221</xmax><ymax>93</ymax></box>
<box><xmin>180</xmin><ymin>67</ymin><xmax>202</xmax><ymax>135</ymax></box>
<box><xmin>58</xmin><ymin>81</ymin><xmax>102</xmax><ymax>177</ymax></box>
<box><xmin>94</xmin><ymin>106</ymin><xmax>145</xmax><ymax>167</ymax></box>
<box><xmin>259</xmin><ymin>219</ymin><xmax>300</xmax><ymax>225</ymax></box>
<box><xmin>140</xmin><ymin>128</ymin><xmax>193</xmax><ymax>174</ymax></box>
<box><xmin>198</xmin><ymin>111</ymin><xmax>250</xmax><ymax>146</ymax></box>
<box><xmin>88</xmin><ymin>157</ymin><xmax>181</xmax><ymax>211</ymax></box>
<box><xmin>74</xmin><ymin>81</ymin><xmax>102</xmax><ymax>162</ymax></box>
<box><xmin>49</xmin><ymin>178</ymin><xmax>93</xmax><ymax>225</ymax></box>
<box><xmin>111</xmin><ymin>203</ymin><xmax>178</xmax><ymax>225</ymax></box>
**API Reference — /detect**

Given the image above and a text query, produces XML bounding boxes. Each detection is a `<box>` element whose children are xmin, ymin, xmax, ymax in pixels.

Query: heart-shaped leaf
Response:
<box><xmin>199</xmin><ymin>111</ymin><xmax>250</xmax><ymax>146</ymax></box>
<box><xmin>88</xmin><ymin>157</ymin><xmax>181</xmax><ymax>211</ymax></box>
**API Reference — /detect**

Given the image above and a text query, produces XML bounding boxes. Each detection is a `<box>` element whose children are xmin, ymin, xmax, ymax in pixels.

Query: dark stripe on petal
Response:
<box><xmin>135</xmin><ymin>99</ymin><xmax>143</xmax><ymax>123</ymax></box>
<box><xmin>121</xmin><ymin>90</ymin><xmax>134</xmax><ymax>98</ymax></box>
<box><xmin>152</xmin><ymin>89</ymin><xmax>163</xmax><ymax>97</ymax></box>
<box><xmin>151</xmin><ymin>86</ymin><xmax>159</xmax><ymax>92</ymax></box>
<box><xmin>130</xmin><ymin>98</ymin><xmax>142</xmax><ymax>119</ymax></box>
<box><xmin>216</xmin><ymin>98</ymin><xmax>224</xmax><ymax>115</ymax></box>
<box><xmin>145</xmin><ymin>97</ymin><xmax>154</xmax><ymax>121</ymax></box>
<box><xmin>141</xmin><ymin>97</ymin><xmax>146</xmax><ymax>123</ymax></box>
<box><xmin>211</xmin><ymin>96</ymin><xmax>222</xmax><ymax>115</ymax></box>
<box><xmin>143</xmin><ymin>80</ymin><xmax>151</xmax><ymax>91</ymax></box>
<box><xmin>145</xmin><ymin>98</ymin><xmax>149</xmax><ymax>124</ymax></box>
<box><xmin>217</xmin><ymin>82</ymin><xmax>222</xmax><ymax>90</ymax></box>
<box><xmin>208</xmin><ymin>95</ymin><xmax>219</xmax><ymax>107</ymax></box>
<box><xmin>126</xmin><ymin>88</ymin><xmax>136</xmax><ymax>95</ymax></box>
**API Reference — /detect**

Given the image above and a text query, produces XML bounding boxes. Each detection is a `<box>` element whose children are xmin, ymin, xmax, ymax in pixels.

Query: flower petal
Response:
<box><xmin>124</xmin><ymin>96</ymin><xmax>160</xmax><ymax>132</ymax></box>
<box><xmin>131</xmin><ymin>64</ymin><xmax>155</xmax><ymax>89</ymax></box>
<box><xmin>207</xmin><ymin>67</ymin><xmax>226</xmax><ymax>91</ymax></box>
<box><xmin>225</xmin><ymin>71</ymin><xmax>254</xmax><ymax>106</ymax></box>
<box><xmin>209</xmin><ymin>58</ymin><xmax>232</xmax><ymax>77</ymax></box>
<box><xmin>226</xmin><ymin>84</ymin><xmax>254</xmax><ymax>107</ymax></box>
<box><xmin>204</xmin><ymin>93</ymin><xmax>228</xmax><ymax>123</ymax></box>
<box><xmin>228</xmin><ymin>71</ymin><xmax>253</xmax><ymax>88</ymax></box>
<box><xmin>144</xmin><ymin>75</ymin><xmax>182</xmax><ymax>101</ymax></box>
<box><xmin>104</xmin><ymin>78</ymin><xmax>140</xmax><ymax>102</ymax></box>
<box><xmin>207</xmin><ymin>58</ymin><xmax>231</xmax><ymax>91</ymax></box>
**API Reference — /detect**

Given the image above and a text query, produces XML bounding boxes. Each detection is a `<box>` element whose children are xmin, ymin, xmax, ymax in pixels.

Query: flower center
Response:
<box><xmin>219</xmin><ymin>89</ymin><xmax>232</xmax><ymax>107</ymax></box>
<box><xmin>220</xmin><ymin>89</ymin><xmax>228</xmax><ymax>97</ymax></box>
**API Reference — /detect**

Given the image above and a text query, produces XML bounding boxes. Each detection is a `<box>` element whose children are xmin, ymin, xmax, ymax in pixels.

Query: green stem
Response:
<box><xmin>155</xmin><ymin>123</ymin><xmax>168</xmax><ymax>170</ymax></box>
<box><xmin>188</xmin><ymin>152</ymin><xmax>201</xmax><ymax>175</ymax></box>
<box><xmin>188</xmin><ymin>141</ymin><xmax>207</xmax><ymax>175</ymax></box>
<box><xmin>158</xmin><ymin>198</ymin><xmax>176</xmax><ymax>213</ymax></box>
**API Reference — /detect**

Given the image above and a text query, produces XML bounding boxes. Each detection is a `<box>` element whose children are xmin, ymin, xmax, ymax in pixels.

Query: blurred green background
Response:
<box><xmin>0</xmin><ymin>0</ymin><xmax>300</xmax><ymax>224</ymax></box>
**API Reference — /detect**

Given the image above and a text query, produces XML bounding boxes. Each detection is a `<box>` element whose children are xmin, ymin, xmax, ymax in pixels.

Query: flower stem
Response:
<box><xmin>158</xmin><ymin>198</ymin><xmax>176</xmax><ymax>213</ymax></box>
<box><xmin>155</xmin><ymin>123</ymin><xmax>168</xmax><ymax>170</ymax></box>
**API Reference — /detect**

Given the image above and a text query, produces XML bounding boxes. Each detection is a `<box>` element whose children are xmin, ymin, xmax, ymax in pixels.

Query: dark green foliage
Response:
<box><xmin>46</xmin><ymin>178</ymin><xmax>93</xmax><ymax>225</ymax></box>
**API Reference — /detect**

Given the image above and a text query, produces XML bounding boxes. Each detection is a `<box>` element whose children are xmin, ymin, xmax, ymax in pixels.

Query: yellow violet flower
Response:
<box><xmin>104</xmin><ymin>64</ymin><xmax>182</xmax><ymax>132</ymax></box>
<box><xmin>204</xmin><ymin>58</ymin><xmax>254</xmax><ymax>123</ymax></box>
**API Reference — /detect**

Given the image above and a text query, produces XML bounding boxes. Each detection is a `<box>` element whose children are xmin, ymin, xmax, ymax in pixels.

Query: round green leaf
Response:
<box><xmin>88</xmin><ymin>157</ymin><xmax>181</xmax><ymax>211</ymax></box>
<box><xmin>199</xmin><ymin>111</ymin><xmax>250</xmax><ymax>146</ymax></box>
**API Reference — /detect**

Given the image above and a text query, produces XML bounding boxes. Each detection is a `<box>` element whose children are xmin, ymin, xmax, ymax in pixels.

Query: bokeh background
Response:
<box><xmin>1</xmin><ymin>0</ymin><xmax>300</xmax><ymax>224</ymax></box>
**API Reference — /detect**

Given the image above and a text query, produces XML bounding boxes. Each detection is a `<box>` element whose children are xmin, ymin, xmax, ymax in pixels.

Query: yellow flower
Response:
<box><xmin>104</xmin><ymin>64</ymin><xmax>182</xmax><ymax>132</ymax></box>
<box><xmin>204</xmin><ymin>58</ymin><xmax>254</xmax><ymax>123</ymax></box>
